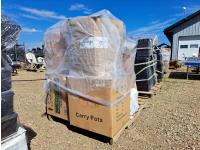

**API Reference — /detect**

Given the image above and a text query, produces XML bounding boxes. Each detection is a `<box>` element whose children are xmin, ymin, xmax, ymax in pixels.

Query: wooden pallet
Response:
<box><xmin>138</xmin><ymin>82</ymin><xmax>162</xmax><ymax>98</ymax></box>
<box><xmin>46</xmin><ymin>92</ymin><xmax>151</xmax><ymax>145</ymax></box>
<box><xmin>109</xmin><ymin>97</ymin><xmax>147</xmax><ymax>144</ymax></box>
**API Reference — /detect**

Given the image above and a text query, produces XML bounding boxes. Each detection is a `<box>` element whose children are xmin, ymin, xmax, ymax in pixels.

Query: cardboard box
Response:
<box><xmin>67</xmin><ymin>76</ymin><xmax>132</xmax><ymax>103</ymax></box>
<box><xmin>46</xmin><ymin>76</ymin><xmax>69</xmax><ymax>121</ymax></box>
<box><xmin>68</xmin><ymin>93</ymin><xmax>130</xmax><ymax>137</ymax></box>
<box><xmin>65</xmin><ymin>16</ymin><xmax>125</xmax><ymax>76</ymax></box>
<box><xmin>46</xmin><ymin>91</ymin><xmax>69</xmax><ymax>121</ymax></box>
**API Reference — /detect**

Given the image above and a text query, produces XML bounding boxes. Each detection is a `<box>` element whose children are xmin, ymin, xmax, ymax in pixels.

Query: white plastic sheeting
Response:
<box><xmin>130</xmin><ymin>88</ymin><xmax>139</xmax><ymax>117</ymax></box>
<box><xmin>1</xmin><ymin>127</ymin><xmax>28</xmax><ymax>150</ymax></box>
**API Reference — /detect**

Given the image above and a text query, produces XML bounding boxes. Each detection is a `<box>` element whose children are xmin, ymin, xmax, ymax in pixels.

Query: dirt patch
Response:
<box><xmin>12</xmin><ymin>70</ymin><xmax>200</xmax><ymax>150</ymax></box>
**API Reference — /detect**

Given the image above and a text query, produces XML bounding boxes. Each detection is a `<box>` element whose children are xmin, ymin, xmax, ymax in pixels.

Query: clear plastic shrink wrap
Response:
<box><xmin>44</xmin><ymin>10</ymin><xmax>136</xmax><ymax>107</ymax></box>
<box><xmin>1</xmin><ymin>15</ymin><xmax>21</xmax><ymax>51</ymax></box>
<box><xmin>1</xmin><ymin>14</ymin><xmax>21</xmax><ymax>91</ymax></box>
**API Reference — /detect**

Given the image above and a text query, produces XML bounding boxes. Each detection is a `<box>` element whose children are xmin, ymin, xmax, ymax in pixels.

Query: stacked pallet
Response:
<box><xmin>134</xmin><ymin>37</ymin><xmax>157</xmax><ymax>92</ymax></box>
<box><xmin>1</xmin><ymin>14</ymin><xmax>28</xmax><ymax>150</ymax></box>
<box><xmin>44</xmin><ymin>10</ymin><xmax>138</xmax><ymax>142</ymax></box>
<box><xmin>1</xmin><ymin>58</ymin><xmax>18</xmax><ymax>139</ymax></box>
<box><xmin>155</xmin><ymin>46</ymin><xmax>164</xmax><ymax>82</ymax></box>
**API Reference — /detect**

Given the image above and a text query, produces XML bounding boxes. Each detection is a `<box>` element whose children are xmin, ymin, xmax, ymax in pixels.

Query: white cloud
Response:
<box><xmin>18</xmin><ymin>6</ymin><xmax>67</xmax><ymax>20</ymax></box>
<box><xmin>69</xmin><ymin>3</ymin><xmax>92</xmax><ymax>14</ymax></box>
<box><xmin>21</xmin><ymin>14</ymin><xmax>40</xmax><ymax>20</ymax></box>
<box><xmin>129</xmin><ymin>18</ymin><xmax>177</xmax><ymax>36</ymax></box>
<box><xmin>129</xmin><ymin>5</ymin><xmax>199</xmax><ymax>38</ymax></box>
<box><xmin>69</xmin><ymin>3</ymin><xmax>85</xmax><ymax>11</ymax></box>
<box><xmin>83</xmin><ymin>10</ymin><xmax>92</xmax><ymax>15</ymax></box>
<box><xmin>22</xmin><ymin>27</ymin><xmax>41</xmax><ymax>33</ymax></box>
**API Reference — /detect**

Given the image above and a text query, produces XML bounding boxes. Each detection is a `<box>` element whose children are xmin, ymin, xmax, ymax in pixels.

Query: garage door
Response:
<box><xmin>178</xmin><ymin>35</ymin><xmax>200</xmax><ymax>61</ymax></box>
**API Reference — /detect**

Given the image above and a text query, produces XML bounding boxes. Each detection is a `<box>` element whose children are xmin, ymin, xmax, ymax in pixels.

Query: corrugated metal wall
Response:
<box><xmin>171</xmin><ymin>14</ymin><xmax>200</xmax><ymax>60</ymax></box>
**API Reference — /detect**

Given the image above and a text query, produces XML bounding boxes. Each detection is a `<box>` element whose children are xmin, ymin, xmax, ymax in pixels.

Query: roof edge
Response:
<box><xmin>164</xmin><ymin>9</ymin><xmax>200</xmax><ymax>32</ymax></box>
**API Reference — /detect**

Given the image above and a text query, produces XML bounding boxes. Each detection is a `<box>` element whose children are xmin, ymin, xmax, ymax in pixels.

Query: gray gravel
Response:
<box><xmin>12</xmin><ymin>70</ymin><xmax>200</xmax><ymax>150</ymax></box>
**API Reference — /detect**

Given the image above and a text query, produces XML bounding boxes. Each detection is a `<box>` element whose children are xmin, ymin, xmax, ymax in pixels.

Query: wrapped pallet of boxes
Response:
<box><xmin>44</xmin><ymin>10</ymin><xmax>136</xmax><ymax>138</ymax></box>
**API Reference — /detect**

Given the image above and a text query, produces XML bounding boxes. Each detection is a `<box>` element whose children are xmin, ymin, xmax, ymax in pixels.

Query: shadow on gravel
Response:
<box><xmin>48</xmin><ymin>116</ymin><xmax>110</xmax><ymax>144</ymax></box>
<box><xmin>12</xmin><ymin>79</ymin><xmax>46</xmax><ymax>82</ymax></box>
<box><xmin>22</xmin><ymin>125</ymin><xmax>37</xmax><ymax>150</ymax></box>
<box><xmin>169</xmin><ymin>71</ymin><xmax>200</xmax><ymax>80</ymax></box>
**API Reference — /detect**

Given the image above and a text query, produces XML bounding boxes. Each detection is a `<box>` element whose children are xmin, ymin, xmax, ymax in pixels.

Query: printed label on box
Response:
<box><xmin>80</xmin><ymin>37</ymin><xmax>108</xmax><ymax>49</ymax></box>
<box><xmin>76</xmin><ymin>112</ymin><xmax>103</xmax><ymax>123</ymax></box>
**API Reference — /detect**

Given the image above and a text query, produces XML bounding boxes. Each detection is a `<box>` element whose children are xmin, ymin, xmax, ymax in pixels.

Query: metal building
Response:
<box><xmin>164</xmin><ymin>10</ymin><xmax>200</xmax><ymax>61</ymax></box>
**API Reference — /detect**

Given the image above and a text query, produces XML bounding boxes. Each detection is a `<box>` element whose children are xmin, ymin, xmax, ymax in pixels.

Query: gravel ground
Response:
<box><xmin>12</xmin><ymin>70</ymin><xmax>200</xmax><ymax>150</ymax></box>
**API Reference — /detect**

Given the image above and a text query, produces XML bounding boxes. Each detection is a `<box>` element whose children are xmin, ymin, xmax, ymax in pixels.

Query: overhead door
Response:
<box><xmin>178</xmin><ymin>35</ymin><xmax>200</xmax><ymax>61</ymax></box>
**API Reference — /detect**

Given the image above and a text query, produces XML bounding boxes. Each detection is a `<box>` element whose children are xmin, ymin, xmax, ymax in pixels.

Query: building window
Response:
<box><xmin>190</xmin><ymin>44</ymin><xmax>198</xmax><ymax>48</ymax></box>
<box><xmin>180</xmin><ymin>45</ymin><xmax>188</xmax><ymax>48</ymax></box>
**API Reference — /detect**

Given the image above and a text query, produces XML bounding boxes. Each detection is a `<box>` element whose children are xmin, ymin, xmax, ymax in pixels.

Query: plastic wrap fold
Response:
<box><xmin>44</xmin><ymin>10</ymin><xmax>136</xmax><ymax>107</ymax></box>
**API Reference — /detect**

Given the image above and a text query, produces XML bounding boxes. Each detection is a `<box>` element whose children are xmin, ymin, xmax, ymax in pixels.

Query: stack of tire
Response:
<box><xmin>1</xmin><ymin>56</ymin><xmax>18</xmax><ymax>139</ymax></box>
<box><xmin>155</xmin><ymin>46</ymin><xmax>164</xmax><ymax>82</ymax></box>
<box><xmin>134</xmin><ymin>38</ymin><xmax>157</xmax><ymax>91</ymax></box>
<box><xmin>1</xmin><ymin>14</ymin><xmax>21</xmax><ymax>140</ymax></box>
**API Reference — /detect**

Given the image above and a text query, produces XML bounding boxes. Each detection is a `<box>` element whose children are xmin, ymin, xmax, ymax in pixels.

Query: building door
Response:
<box><xmin>178</xmin><ymin>35</ymin><xmax>200</xmax><ymax>61</ymax></box>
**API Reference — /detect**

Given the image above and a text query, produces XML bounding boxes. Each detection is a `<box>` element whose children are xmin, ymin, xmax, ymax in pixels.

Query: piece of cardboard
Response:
<box><xmin>46</xmin><ymin>91</ymin><xmax>69</xmax><ymax>121</ymax></box>
<box><xmin>46</xmin><ymin>76</ymin><xmax>69</xmax><ymax>121</ymax></box>
<box><xmin>68</xmin><ymin>93</ymin><xmax>130</xmax><ymax>138</ymax></box>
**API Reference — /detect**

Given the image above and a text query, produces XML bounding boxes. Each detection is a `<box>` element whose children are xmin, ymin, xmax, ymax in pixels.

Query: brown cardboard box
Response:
<box><xmin>68</xmin><ymin>93</ymin><xmax>130</xmax><ymax>137</ymax></box>
<box><xmin>46</xmin><ymin>91</ymin><xmax>68</xmax><ymax>121</ymax></box>
<box><xmin>65</xmin><ymin>16</ymin><xmax>125</xmax><ymax>76</ymax></box>
<box><xmin>46</xmin><ymin>76</ymin><xmax>69</xmax><ymax>121</ymax></box>
<box><xmin>67</xmin><ymin>76</ymin><xmax>132</xmax><ymax>103</ymax></box>
<box><xmin>44</xmin><ymin>26</ymin><xmax>67</xmax><ymax>72</ymax></box>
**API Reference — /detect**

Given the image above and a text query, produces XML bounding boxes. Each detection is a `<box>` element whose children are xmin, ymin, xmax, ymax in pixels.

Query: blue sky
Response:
<box><xmin>2</xmin><ymin>0</ymin><xmax>200</xmax><ymax>50</ymax></box>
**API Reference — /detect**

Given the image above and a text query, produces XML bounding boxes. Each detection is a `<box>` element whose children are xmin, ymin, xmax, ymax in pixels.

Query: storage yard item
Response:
<box><xmin>185</xmin><ymin>57</ymin><xmax>200</xmax><ymax>79</ymax></box>
<box><xmin>1</xmin><ymin>112</ymin><xmax>18</xmax><ymax>139</ymax></box>
<box><xmin>25</xmin><ymin>52</ymin><xmax>45</xmax><ymax>71</ymax></box>
<box><xmin>44</xmin><ymin>10</ymin><xmax>137</xmax><ymax>138</ymax></box>
<box><xmin>1</xmin><ymin>90</ymin><xmax>14</xmax><ymax>117</ymax></box>
<box><xmin>1</xmin><ymin>15</ymin><xmax>27</xmax><ymax>149</ymax></box>
<box><xmin>134</xmin><ymin>36</ymin><xmax>157</xmax><ymax>92</ymax></box>
<box><xmin>44</xmin><ymin>11</ymin><xmax>132</xmax><ymax>77</ymax></box>
<box><xmin>1</xmin><ymin>127</ymin><xmax>28</xmax><ymax>150</ymax></box>
<box><xmin>162</xmin><ymin>48</ymin><xmax>171</xmax><ymax>73</ymax></box>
